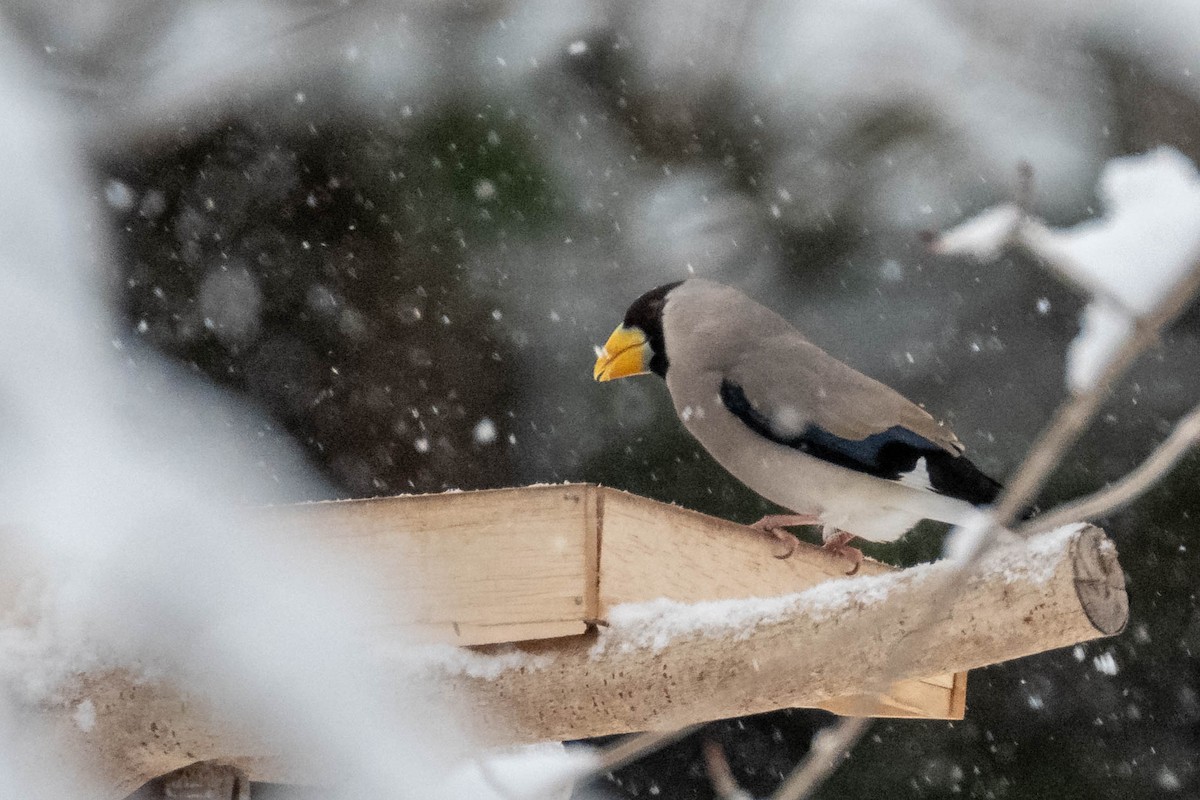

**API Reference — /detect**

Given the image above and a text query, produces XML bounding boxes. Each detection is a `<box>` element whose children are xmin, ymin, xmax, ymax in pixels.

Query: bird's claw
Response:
<box><xmin>822</xmin><ymin>530</ymin><xmax>863</xmax><ymax>575</ymax></box>
<box><xmin>749</xmin><ymin>514</ymin><xmax>818</xmax><ymax>559</ymax></box>
<box><xmin>768</xmin><ymin>528</ymin><xmax>798</xmax><ymax>559</ymax></box>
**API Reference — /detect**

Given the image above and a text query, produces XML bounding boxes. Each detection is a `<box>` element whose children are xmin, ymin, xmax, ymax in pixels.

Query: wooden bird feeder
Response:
<box><xmin>13</xmin><ymin>484</ymin><xmax>1128</xmax><ymax>798</ymax></box>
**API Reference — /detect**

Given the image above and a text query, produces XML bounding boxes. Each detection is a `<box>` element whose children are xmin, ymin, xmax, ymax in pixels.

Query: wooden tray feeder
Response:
<box><xmin>19</xmin><ymin>484</ymin><xmax>1128</xmax><ymax>797</ymax></box>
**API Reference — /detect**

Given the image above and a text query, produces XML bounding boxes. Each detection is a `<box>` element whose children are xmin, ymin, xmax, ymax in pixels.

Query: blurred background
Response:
<box><xmin>5</xmin><ymin>0</ymin><xmax>1200</xmax><ymax>797</ymax></box>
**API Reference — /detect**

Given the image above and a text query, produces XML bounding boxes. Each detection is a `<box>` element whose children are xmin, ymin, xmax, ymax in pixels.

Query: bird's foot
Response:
<box><xmin>749</xmin><ymin>514</ymin><xmax>822</xmax><ymax>559</ymax></box>
<box><xmin>822</xmin><ymin>529</ymin><xmax>863</xmax><ymax>576</ymax></box>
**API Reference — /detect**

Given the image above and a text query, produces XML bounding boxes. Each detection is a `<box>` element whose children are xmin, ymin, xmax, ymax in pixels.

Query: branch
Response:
<box><xmin>771</xmin><ymin>717</ymin><xmax>870</xmax><ymax>800</ymax></box>
<box><xmin>1018</xmin><ymin>403</ymin><xmax>1200</xmax><ymax>536</ymax></box>
<box><xmin>998</xmin><ymin>252</ymin><xmax>1200</xmax><ymax>525</ymax></box>
<box><xmin>767</xmin><ymin>194</ymin><xmax>1200</xmax><ymax>800</ymax></box>
<box><xmin>703</xmin><ymin>741</ymin><xmax>756</xmax><ymax>800</ymax></box>
<box><xmin>592</xmin><ymin>726</ymin><xmax>703</xmax><ymax>776</ymax></box>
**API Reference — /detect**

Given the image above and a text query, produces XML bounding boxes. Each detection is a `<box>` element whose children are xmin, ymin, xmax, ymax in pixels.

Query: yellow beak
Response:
<box><xmin>593</xmin><ymin>325</ymin><xmax>651</xmax><ymax>381</ymax></box>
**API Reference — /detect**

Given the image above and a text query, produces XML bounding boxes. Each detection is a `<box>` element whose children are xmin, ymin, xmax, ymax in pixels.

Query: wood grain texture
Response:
<box><xmin>258</xmin><ymin>485</ymin><xmax>962</xmax><ymax>717</ymax></box>
<box><xmin>49</xmin><ymin>672</ymin><xmax>295</xmax><ymax>800</ymax></box>
<box><xmin>259</xmin><ymin>485</ymin><xmax>598</xmax><ymax>645</ymax></box>
<box><xmin>596</xmin><ymin>488</ymin><xmax>895</xmax><ymax>610</ymax></box>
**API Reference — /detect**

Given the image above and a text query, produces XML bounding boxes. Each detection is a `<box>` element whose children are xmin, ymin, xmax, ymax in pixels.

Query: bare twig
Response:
<box><xmin>767</xmin><ymin>211</ymin><xmax>1200</xmax><ymax>800</ymax></box>
<box><xmin>770</xmin><ymin>717</ymin><xmax>870</xmax><ymax>800</ymax></box>
<box><xmin>593</xmin><ymin>725</ymin><xmax>704</xmax><ymax>776</ymax></box>
<box><xmin>1015</xmin><ymin>160</ymin><xmax>1034</xmax><ymax>216</ymax></box>
<box><xmin>703</xmin><ymin>740</ymin><xmax>756</xmax><ymax>800</ymax></box>
<box><xmin>541</xmin><ymin>726</ymin><xmax>698</xmax><ymax>797</ymax></box>
<box><xmin>997</xmin><ymin>262</ymin><xmax>1200</xmax><ymax>522</ymax></box>
<box><xmin>1018</xmin><ymin>402</ymin><xmax>1200</xmax><ymax>536</ymax></box>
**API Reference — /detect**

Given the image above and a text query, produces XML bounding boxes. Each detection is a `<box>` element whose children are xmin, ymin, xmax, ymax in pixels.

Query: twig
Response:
<box><xmin>996</xmin><ymin>260</ymin><xmax>1200</xmax><ymax>522</ymax></box>
<box><xmin>596</xmin><ymin>725</ymin><xmax>703</xmax><ymax>774</ymax></box>
<box><xmin>1018</xmin><ymin>402</ymin><xmax>1200</xmax><ymax>536</ymax></box>
<box><xmin>539</xmin><ymin>725</ymin><xmax>703</xmax><ymax>800</ymax></box>
<box><xmin>770</xmin><ymin>717</ymin><xmax>870</xmax><ymax>800</ymax></box>
<box><xmin>768</xmin><ymin>222</ymin><xmax>1200</xmax><ymax>800</ymax></box>
<box><xmin>703</xmin><ymin>740</ymin><xmax>756</xmax><ymax>800</ymax></box>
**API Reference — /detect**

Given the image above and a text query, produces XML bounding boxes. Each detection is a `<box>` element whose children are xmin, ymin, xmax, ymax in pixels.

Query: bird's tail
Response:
<box><xmin>927</xmin><ymin>451</ymin><xmax>1002</xmax><ymax>507</ymax></box>
<box><xmin>928</xmin><ymin>450</ymin><xmax>1038</xmax><ymax>520</ymax></box>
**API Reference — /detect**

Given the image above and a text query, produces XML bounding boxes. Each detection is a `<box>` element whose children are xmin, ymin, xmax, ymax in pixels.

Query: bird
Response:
<box><xmin>592</xmin><ymin>279</ymin><xmax>1004</xmax><ymax>574</ymax></box>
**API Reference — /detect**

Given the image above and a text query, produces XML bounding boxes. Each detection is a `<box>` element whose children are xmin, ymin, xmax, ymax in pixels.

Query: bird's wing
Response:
<box><xmin>720</xmin><ymin>334</ymin><xmax>969</xmax><ymax>482</ymax></box>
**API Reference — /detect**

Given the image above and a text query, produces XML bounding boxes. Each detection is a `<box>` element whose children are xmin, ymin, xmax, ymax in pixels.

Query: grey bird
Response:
<box><xmin>592</xmin><ymin>279</ymin><xmax>1002</xmax><ymax>573</ymax></box>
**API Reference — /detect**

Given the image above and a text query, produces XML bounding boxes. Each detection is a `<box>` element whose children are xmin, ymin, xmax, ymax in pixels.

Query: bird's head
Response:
<box><xmin>593</xmin><ymin>281</ymin><xmax>683</xmax><ymax>381</ymax></box>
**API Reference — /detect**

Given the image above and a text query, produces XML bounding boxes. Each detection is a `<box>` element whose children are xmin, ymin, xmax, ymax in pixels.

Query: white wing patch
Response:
<box><xmin>898</xmin><ymin>456</ymin><xmax>934</xmax><ymax>492</ymax></box>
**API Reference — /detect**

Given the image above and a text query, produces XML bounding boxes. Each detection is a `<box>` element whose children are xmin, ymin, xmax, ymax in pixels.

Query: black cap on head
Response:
<box><xmin>623</xmin><ymin>280</ymin><xmax>682</xmax><ymax>377</ymax></box>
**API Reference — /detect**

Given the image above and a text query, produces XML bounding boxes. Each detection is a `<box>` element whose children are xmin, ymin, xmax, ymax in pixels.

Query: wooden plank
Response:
<box><xmin>256</xmin><ymin>484</ymin><xmax>965</xmax><ymax>715</ymax></box>
<box><xmin>406</xmin><ymin>620</ymin><xmax>588</xmax><ymax>646</ymax></box>
<box><xmin>254</xmin><ymin>484</ymin><xmax>963</xmax><ymax>713</ymax></box>
<box><xmin>258</xmin><ymin>486</ymin><xmax>595</xmax><ymax>646</ymax></box>
<box><xmin>948</xmin><ymin>670</ymin><xmax>969</xmax><ymax>718</ymax></box>
<box><xmin>597</xmin><ymin>487</ymin><xmax>895</xmax><ymax>610</ymax></box>
<box><xmin>582</xmin><ymin>485</ymin><xmax>602</xmax><ymax>623</ymax></box>
<box><xmin>814</xmin><ymin>681</ymin><xmax>960</xmax><ymax>718</ymax></box>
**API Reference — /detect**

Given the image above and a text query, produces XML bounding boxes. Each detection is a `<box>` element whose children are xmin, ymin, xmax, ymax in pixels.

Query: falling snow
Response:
<box><xmin>473</xmin><ymin>418</ymin><xmax>498</xmax><ymax>445</ymax></box>
<box><xmin>1092</xmin><ymin>652</ymin><xmax>1119</xmax><ymax>676</ymax></box>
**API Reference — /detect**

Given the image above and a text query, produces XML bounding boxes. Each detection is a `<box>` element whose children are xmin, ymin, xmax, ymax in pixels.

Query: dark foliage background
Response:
<box><xmin>71</xmin><ymin>2</ymin><xmax>1200</xmax><ymax>796</ymax></box>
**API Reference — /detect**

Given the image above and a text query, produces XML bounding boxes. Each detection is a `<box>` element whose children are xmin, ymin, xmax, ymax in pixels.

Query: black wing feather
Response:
<box><xmin>719</xmin><ymin>379</ymin><xmax>1001</xmax><ymax>507</ymax></box>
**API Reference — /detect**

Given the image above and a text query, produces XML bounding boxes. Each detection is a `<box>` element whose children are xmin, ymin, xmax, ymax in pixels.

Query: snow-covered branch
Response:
<box><xmin>931</xmin><ymin>148</ymin><xmax>1200</xmax><ymax>395</ymax></box>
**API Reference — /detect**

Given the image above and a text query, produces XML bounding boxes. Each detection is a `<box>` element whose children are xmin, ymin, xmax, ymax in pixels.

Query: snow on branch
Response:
<box><xmin>931</xmin><ymin>147</ymin><xmax>1200</xmax><ymax>393</ymax></box>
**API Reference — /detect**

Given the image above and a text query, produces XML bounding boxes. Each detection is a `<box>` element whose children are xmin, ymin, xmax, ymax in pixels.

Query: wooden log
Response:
<box><xmin>44</xmin><ymin>672</ymin><xmax>291</xmax><ymax>800</ymax></box>
<box><xmin>426</xmin><ymin>524</ymin><xmax>1125</xmax><ymax>743</ymax></box>
<box><xmin>153</xmin><ymin>761</ymin><xmax>249</xmax><ymax>800</ymax></box>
